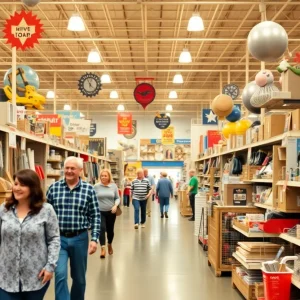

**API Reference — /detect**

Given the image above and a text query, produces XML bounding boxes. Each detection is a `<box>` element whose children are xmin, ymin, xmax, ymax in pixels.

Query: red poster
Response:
<box><xmin>207</xmin><ymin>130</ymin><xmax>221</xmax><ymax>148</ymax></box>
<box><xmin>36</xmin><ymin>114</ymin><xmax>62</xmax><ymax>136</ymax></box>
<box><xmin>3</xmin><ymin>11</ymin><xmax>43</xmax><ymax>51</ymax></box>
<box><xmin>117</xmin><ymin>113</ymin><xmax>132</xmax><ymax>134</ymax></box>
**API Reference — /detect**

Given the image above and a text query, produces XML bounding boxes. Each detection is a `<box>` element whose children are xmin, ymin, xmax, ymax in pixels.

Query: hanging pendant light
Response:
<box><xmin>67</xmin><ymin>14</ymin><xmax>85</xmax><ymax>31</ymax></box>
<box><xmin>187</xmin><ymin>13</ymin><xmax>204</xmax><ymax>31</ymax></box>
<box><xmin>166</xmin><ymin>113</ymin><xmax>171</xmax><ymax>117</ymax></box>
<box><xmin>46</xmin><ymin>91</ymin><xmax>55</xmax><ymax>99</ymax></box>
<box><xmin>64</xmin><ymin>104</ymin><xmax>71</xmax><ymax>111</ymax></box>
<box><xmin>173</xmin><ymin>73</ymin><xmax>184</xmax><ymax>84</ymax></box>
<box><xmin>166</xmin><ymin>104</ymin><xmax>173</xmax><ymax>111</ymax></box>
<box><xmin>117</xmin><ymin>104</ymin><xmax>125</xmax><ymax>111</ymax></box>
<box><xmin>110</xmin><ymin>90</ymin><xmax>119</xmax><ymax>99</ymax></box>
<box><xmin>179</xmin><ymin>48</ymin><xmax>192</xmax><ymax>63</ymax></box>
<box><xmin>101</xmin><ymin>74</ymin><xmax>111</xmax><ymax>83</ymax></box>
<box><xmin>169</xmin><ymin>91</ymin><xmax>178</xmax><ymax>99</ymax></box>
<box><xmin>87</xmin><ymin>49</ymin><xmax>101</xmax><ymax>63</ymax></box>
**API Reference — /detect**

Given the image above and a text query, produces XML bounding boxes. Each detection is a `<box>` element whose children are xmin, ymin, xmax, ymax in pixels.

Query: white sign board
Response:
<box><xmin>67</xmin><ymin>119</ymin><xmax>91</xmax><ymax>136</ymax></box>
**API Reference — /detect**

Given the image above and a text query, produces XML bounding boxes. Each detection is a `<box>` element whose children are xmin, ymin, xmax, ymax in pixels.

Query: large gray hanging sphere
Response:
<box><xmin>22</xmin><ymin>0</ymin><xmax>41</xmax><ymax>7</ymax></box>
<box><xmin>242</xmin><ymin>81</ymin><xmax>261</xmax><ymax>114</ymax></box>
<box><xmin>247</xmin><ymin>21</ymin><xmax>288</xmax><ymax>62</ymax></box>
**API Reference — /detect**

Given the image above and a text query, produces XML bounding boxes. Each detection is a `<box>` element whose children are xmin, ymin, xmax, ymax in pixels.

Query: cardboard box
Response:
<box><xmin>258</xmin><ymin>125</ymin><xmax>264</xmax><ymax>141</ymax></box>
<box><xmin>277</xmin><ymin>185</ymin><xmax>300</xmax><ymax>212</ymax></box>
<box><xmin>282</xmin><ymin>69</ymin><xmax>300</xmax><ymax>99</ymax></box>
<box><xmin>223</xmin><ymin>184</ymin><xmax>253</xmax><ymax>206</ymax></box>
<box><xmin>236</xmin><ymin>134</ymin><xmax>246</xmax><ymax>148</ymax></box>
<box><xmin>17</xmin><ymin>119</ymin><xmax>30</xmax><ymax>133</ymax></box>
<box><xmin>291</xmin><ymin>109</ymin><xmax>300</xmax><ymax>131</ymax></box>
<box><xmin>229</xmin><ymin>134</ymin><xmax>236</xmax><ymax>149</ymax></box>
<box><xmin>263</xmin><ymin>114</ymin><xmax>286</xmax><ymax>139</ymax></box>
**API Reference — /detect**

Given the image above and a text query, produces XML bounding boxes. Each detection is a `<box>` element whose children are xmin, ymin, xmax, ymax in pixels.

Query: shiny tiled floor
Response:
<box><xmin>45</xmin><ymin>199</ymin><xmax>243</xmax><ymax>300</ymax></box>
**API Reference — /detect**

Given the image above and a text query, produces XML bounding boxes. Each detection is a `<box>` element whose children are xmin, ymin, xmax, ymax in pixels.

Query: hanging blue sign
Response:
<box><xmin>202</xmin><ymin>109</ymin><xmax>218</xmax><ymax>125</ymax></box>
<box><xmin>90</xmin><ymin>123</ymin><xmax>96</xmax><ymax>137</ymax></box>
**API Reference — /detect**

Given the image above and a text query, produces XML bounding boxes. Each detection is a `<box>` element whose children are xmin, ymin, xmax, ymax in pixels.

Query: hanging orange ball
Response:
<box><xmin>211</xmin><ymin>94</ymin><xmax>234</xmax><ymax>120</ymax></box>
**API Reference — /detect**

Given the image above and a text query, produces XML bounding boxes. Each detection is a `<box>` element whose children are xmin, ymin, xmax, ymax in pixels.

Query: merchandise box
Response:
<box><xmin>236</xmin><ymin>134</ymin><xmax>246</xmax><ymax>148</ymax></box>
<box><xmin>229</xmin><ymin>134</ymin><xmax>236</xmax><ymax>149</ymax></box>
<box><xmin>291</xmin><ymin>109</ymin><xmax>300</xmax><ymax>131</ymax></box>
<box><xmin>282</xmin><ymin>69</ymin><xmax>300</xmax><ymax>99</ymax></box>
<box><xmin>285</xmin><ymin>137</ymin><xmax>300</xmax><ymax>179</ymax></box>
<box><xmin>258</xmin><ymin>125</ymin><xmax>264</xmax><ymax>142</ymax></box>
<box><xmin>263</xmin><ymin>114</ymin><xmax>286</xmax><ymax>140</ymax></box>
<box><xmin>277</xmin><ymin>185</ymin><xmax>300</xmax><ymax>212</ymax></box>
<box><xmin>223</xmin><ymin>184</ymin><xmax>253</xmax><ymax>206</ymax></box>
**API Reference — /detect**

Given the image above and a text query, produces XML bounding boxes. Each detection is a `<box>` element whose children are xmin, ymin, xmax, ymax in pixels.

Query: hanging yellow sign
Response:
<box><xmin>161</xmin><ymin>126</ymin><xmax>174</xmax><ymax>145</ymax></box>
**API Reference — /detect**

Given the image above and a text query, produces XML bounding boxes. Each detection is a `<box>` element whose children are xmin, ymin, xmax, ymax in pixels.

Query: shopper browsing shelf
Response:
<box><xmin>186</xmin><ymin>169</ymin><xmax>198</xmax><ymax>221</ymax></box>
<box><xmin>131</xmin><ymin>168</ymin><xmax>152</xmax><ymax>229</ymax></box>
<box><xmin>143</xmin><ymin>168</ymin><xmax>155</xmax><ymax>217</ymax></box>
<box><xmin>94</xmin><ymin>169</ymin><xmax>120</xmax><ymax>259</ymax></box>
<box><xmin>0</xmin><ymin>169</ymin><xmax>60</xmax><ymax>300</ymax></box>
<box><xmin>46</xmin><ymin>156</ymin><xmax>101</xmax><ymax>300</ymax></box>
<box><xmin>156</xmin><ymin>172</ymin><xmax>173</xmax><ymax>218</ymax></box>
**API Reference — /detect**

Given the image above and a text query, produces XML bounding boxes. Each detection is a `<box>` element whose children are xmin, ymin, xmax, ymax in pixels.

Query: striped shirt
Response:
<box><xmin>46</xmin><ymin>178</ymin><xmax>101</xmax><ymax>241</ymax></box>
<box><xmin>131</xmin><ymin>178</ymin><xmax>151</xmax><ymax>201</ymax></box>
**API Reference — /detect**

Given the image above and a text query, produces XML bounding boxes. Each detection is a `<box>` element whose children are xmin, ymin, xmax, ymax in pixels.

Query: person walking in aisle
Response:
<box><xmin>123</xmin><ymin>176</ymin><xmax>131</xmax><ymax>207</ymax></box>
<box><xmin>46</xmin><ymin>156</ymin><xmax>101</xmax><ymax>300</ymax></box>
<box><xmin>131</xmin><ymin>168</ymin><xmax>152</xmax><ymax>229</ymax></box>
<box><xmin>143</xmin><ymin>168</ymin><xmax>155</xmax><ymax>217</ymax></box>
<box><xmin>0</xmin><ymin>169</ymin><xmax>60</xmax><ymax>300</ymax></box>
<box><xmin>156</xmin><ymin>172</ymin><xmax>173</xmax><ymax>219</ymax></box>
<box><xmin>94</xmin><ymin>169</ymin><xmax>120</xmax><ymax>259</ymax></box>
<box><xmin>186</xmin><ymin>169</ymin><xmax>198</xmax><ymax>221</ymax></box>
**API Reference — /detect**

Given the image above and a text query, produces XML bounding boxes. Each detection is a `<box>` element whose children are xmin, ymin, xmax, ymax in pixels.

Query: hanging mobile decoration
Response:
<box><xmin>78</xmin><ymin>72</ymin><xmax>102</xmax><ymax>97</ymax></box>
<box><xmin>222</xmin><ymin>83</ymin><xmax>240</xmax><ymax>100</ymax></box>
<box><xmin>133</xmin><ymin>78</ymin><xmax>156</xmax><ymax>109</ymax></box>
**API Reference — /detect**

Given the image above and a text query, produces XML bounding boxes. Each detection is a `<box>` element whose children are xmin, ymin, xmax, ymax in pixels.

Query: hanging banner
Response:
<box><xmin>124</xmin><ymin>120</ymin><xmax>137</xmax><ymax>139</ymax></box>
<box><xmin>36</xmin><ymin>114</ymin><xmax>62</xmax><ymax>137</ymax></box>
<box><xmin>154</xmin><ymin>113</ymin><xmax>171</xmax><ymax>129</ymax></box>
<box><xmin>3</xmin><ymin>11</ymin><xmax>43</xmax><ymax>51</ymax></box>
<box><xmin>57</xmin><ymin>110</ymin><xmax>81</xmax><ymax>127</ymax></box>
<box><xmin>67</xmin><ymin>119</ymin><xmax>91</xmax><ymax>136</ymax></box>
<box><xmin>90</xmin><ymin>123</ymin><xmax>97</xmax><ymax>137</ymax></box>
<box><xmin>117</xmin><ymin>112</ymin><xmax>132</xmax><ymax>134</ymax></box>
<box><xmin>202</xmin><ymin>109</ymin><xmax>218</xmax><ymax>125</ymax></box>
<box><xmin>161</xmin><ymin>126</ymin><xmax>174</xmax><ymax>145</ymax></box>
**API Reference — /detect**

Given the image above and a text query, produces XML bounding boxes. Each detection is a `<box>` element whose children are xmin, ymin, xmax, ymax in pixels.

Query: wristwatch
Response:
<box><xmin>91</xmin><ymin>238</ymin><xmax>98</xmax><ymax>243</ymax></box>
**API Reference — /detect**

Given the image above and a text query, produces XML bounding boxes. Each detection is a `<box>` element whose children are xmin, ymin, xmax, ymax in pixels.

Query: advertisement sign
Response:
<box><xmin>36</xmin><ymin>114</ymin><xmax>62</xmax><ymax>137</ymax></box>
<box><xmin>90</xmin><ymin>123</ymin><xmax>96</xmax><ymax>137</ymax></box>
<box><xmin>3</xmin><ymin>11</ymin><xmax>43</xmax><ymax>50</ymax></box>
<box><xmin>207</xmin><ymin>130</ymin><xmax>222</xmax><ymax>148</ymax></box>
<box><xmin>202</xmin><ymin>109</ymin><xmax>218</xmax><ymax>125</ymax></box>
<box><xmin>124</xmin><ymin>161</ymin><xmax>142</xmax><ymax>179</ymax></box>
<box><xmin>124</xmin><ymin>120</ymin><xmax>137</xmax><ymax>139</ymax></box>
<box><xmin>233</xmin><ymin>188</ymin><xmax>247</xmax><ymax>206</ymax></box>
<box><xmin>89</xmin><ymin>138</ymin><xmax>106</xmax><ymax>156</ymax></box>
<box><xmin>161</xmin><ymin>126</ymin><xmax>174</xmax><ymax>145</ymax></box>
<box><xmin>67</xmin><ymin>119</ymin><xmax>91</xmax><ymax>136</ymax></box>
<box><xmin>154</xmin><ymin>113</ymin><xmax>171</xmax><ymax>129</ymax></box>
<box><xmin>57</xmin><ymin>110</ymin><xmax>81</xmax><ymax>127</ymax></box>
<box><xmin>117</xmin><ymin>112</ymin><xmax>132</xmax><ymax>134</ymax></box>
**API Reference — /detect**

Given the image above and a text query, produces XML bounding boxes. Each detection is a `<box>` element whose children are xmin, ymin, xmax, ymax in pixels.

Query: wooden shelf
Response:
<box><xmin>261</xmin><ymin>97</ymin><xmax>300</xmax><ymax>109</ymax></box>
<box><xmin>244</xmin><ymin>179</ymin><xmax>273</xmax><ymax>183</ymax></box>
<box><xmin>232</xmin><ymin>225</ymin><xmax>278</xmax><ymax>238</ymax></box>
<box><xmin>47</xmin><ymin>159</ymin><xmax>62</xmax><ymax>163</ymax></box>
<box><xmin>254</xmin><ymin>203</ymin><xmax>274</xmax><ymax>210</ymax></box>
<box><xmin>292</xmin><ymin>277</ymin><xmax>300</xmax><ymax>289</ymax></box>
<box><xmin>279</xmin><ymin>233</ymin><xmax>300</xmax><ymax>246</ymax></box>
<box><xmin>47</xmin><ymin>174</ymin><xmax>61</xmax><ymax>177</ymax></box>
<box><xmin>232</xmin><ymin>253</ymin><xmax>262</xmax><ymax>270</ymax></box>
<box><xmin>277</xmin><ymin>180</ymin><xmax>300</xmax><ymax>187</ymax></box>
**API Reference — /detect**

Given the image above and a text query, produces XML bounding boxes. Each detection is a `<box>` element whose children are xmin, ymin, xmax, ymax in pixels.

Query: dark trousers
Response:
<box><xmin>100</xmin><ymin>211</ymin><xmax>117</xmax><ymax>245</ymax></box>
<box><xmin>123</xmin><ymin>194</ymin><xmax>130</xmax><ymax>207</ymax></box>
<box><xmin>189</xmin><ymin>193</ymin><xmax>196</xmax><ymax>219</ymax></box>
<box><xmin>132</xmin><ymin>199</ymin><xmax>147</xmax><ymax>224</ymax></box>
<box><xmin>0</xmin><ymin>282</ymin><xmax>50</xmax><ymax>300</ymax></box>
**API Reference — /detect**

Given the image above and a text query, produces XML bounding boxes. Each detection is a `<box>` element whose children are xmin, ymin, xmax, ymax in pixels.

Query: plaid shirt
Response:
<box><xmin>46</xmin><ymin>178</ymin><xmax>101</xmax><ymax>241</ymax></box>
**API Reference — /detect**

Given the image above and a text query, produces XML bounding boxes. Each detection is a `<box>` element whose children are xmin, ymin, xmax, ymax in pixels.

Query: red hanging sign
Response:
<box><xmin>117</xmin><ymin>113</ymin><xmax>132</xmax><ymax>134</ymax></box>
<box><xmin>133</xmin><ymin>78</ymin><xmax>156</xmax><ymax>109</ymax></box>
<box><xmin>3</xmin><ymin>11</ymin><xmax>43</xmax><ymax>51</ymax></box>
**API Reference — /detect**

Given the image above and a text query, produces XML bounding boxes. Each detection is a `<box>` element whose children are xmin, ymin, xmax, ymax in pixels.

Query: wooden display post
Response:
<box><xmin>179</xmin><ymin>190</ymin><xmax>193</xmax><ymax>217</ymax></box>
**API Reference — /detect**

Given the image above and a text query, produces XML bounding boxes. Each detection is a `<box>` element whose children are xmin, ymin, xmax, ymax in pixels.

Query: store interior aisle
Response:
<box><xmin>45</xmin><ymin>200</ymin><xmax>243</xmax><ymax>300</ymax></box>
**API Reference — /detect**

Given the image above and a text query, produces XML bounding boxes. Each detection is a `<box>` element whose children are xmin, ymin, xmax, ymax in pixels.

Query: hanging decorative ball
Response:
<box><xmin>235</xmin><ymin>119</ymin><xmax>252</xmax><ymax>135</ymax></box>
<box><xmin>211</xmin><ymin>94</ymin><xmax>234</xmax><ymax>120</ymax></box>
<box><xmin>22</xmin><ymin>0</ymin><xmax>41</xmax><ymax>7</ymax></box>
<box><xmin>226</xmin><ymin>105</ymin><xmax>241</xmax><ymax>122</ymax></box>
<box><xmin>222</xmin><ymin>122</ymin><xmax>237</xmax><ymax>139</ymax></box>
<box><xmin>242</xmin><ymin>81</ymin><xmax>261</xmax><ymax>114</ymax></box>
<box><xmin>247</xmin><ymin>21</ymin><xmax>288</xmax><ymax>62</ymax></box>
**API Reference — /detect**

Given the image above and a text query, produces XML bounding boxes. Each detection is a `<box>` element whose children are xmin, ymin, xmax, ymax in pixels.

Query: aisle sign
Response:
<box><xmin>117</xmin><ymin>112</ymin><xmax>132</xmax><ymax>134</ymax></box>
<box><xmin>154</xmin><ymin>113</ymin><xmax>171</xmax><ymax>129</ymax></box>
<box><xmin>67</xmin><ymin>119</ymin><xmax>91</xmax><ymax>136</ymax></box>
<box><xmin>90</xmin><ymin>123</ymin><xmax>97</xmax><ymax>137</ymax></box>
<box><xmin>36</xmin><ymin>114</ymin><xmax>62</xmax><ymax>137</ymax></box>
<box><xmin>161</xmin><ymin>126</ymin><xmax>174</xmax><ymax>145</ymax></box>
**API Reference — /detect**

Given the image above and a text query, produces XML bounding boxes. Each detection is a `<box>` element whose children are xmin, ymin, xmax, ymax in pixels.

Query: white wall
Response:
<box><xmin>92</xmin><ymin>115</ymin><xmax>192</xmax><ymax>149</ymax></box>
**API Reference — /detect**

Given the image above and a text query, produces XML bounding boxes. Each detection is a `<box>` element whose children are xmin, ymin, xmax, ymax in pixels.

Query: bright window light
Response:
<box><xmin>187</xmin><ymin>13</ymin><xmax>204</xmax><ymax>31</ymax></box>
<box><xmin>166</xmin><ymin>104</ymin><xmax>173</xmax><ymax>111</ymax></box>
<box><xmin>87</xmin><ymin>49</ymin><xmax>101</xmax><ymax>63</ymax></box>
<box><xmin>173</xmin><ymin>73</ymin><xmax>184</xmax><ymax>84</ymax></box>
<box><xmin>67</xmin><ymin>14</ymin><xmax>85</xmax><ymax>31</ymax></box>
<box><xmin>80</xmin><ymin>112</ymin><xmax>85</xmax><ymax>118</ymax></box>
<box><xmin>110</xmin><ymin>90</ymin><xmax>119</xmax><ymax>99</ymax></box>
<box><xmin>169</xmin><ymin>91</ymin><xmax>178</xmax><ymax>99</ymax></box>
<box><xmin>64</xmin><ymin>104</ymin><xmax>71</xmax><ymax>111</ymax></box>
<box><xmin>179</xmin><ymin>48</ymin><xmax>192</xmax><ymax>63</ymax></box>
<box><xmin>166</xmin><ymin>113</ymin><xmax>171</xmax><ymax>117</ymax></box>
<box><xmin>101</xmin><ymin>74</ymin><xmax>111</xmax><ymax>83</ymax></box>
<box><xmin>46</xmin><ymin>91</ymin><xmax>55</xmax><ymax>99</ymax></box>
<box><xmin>117</xmin><ymin>104</ymin><xmax>125</xmax><ymax>111</ymax></box>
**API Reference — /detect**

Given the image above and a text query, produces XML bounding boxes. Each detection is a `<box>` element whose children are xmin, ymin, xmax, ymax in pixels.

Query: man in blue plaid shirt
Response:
<box><xmin>46</xmin><ymin>156</ymin><xmax>101</xmax><ymax>300</ymax></box>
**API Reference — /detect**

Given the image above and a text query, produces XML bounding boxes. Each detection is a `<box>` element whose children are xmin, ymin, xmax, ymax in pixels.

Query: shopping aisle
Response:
<box><xmin>45</xmin><ymin>199</ymin><xmax>243</xmax><ymax>300</ymax></box>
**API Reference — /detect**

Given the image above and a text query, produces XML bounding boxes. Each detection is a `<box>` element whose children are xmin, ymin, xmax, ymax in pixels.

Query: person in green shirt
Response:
<box><xmin>186</xmin><ymin>169</ymin><xmax>198</xmax><ymax>221</ymax></box>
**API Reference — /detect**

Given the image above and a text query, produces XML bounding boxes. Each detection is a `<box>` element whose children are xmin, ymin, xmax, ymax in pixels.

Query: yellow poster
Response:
<box><xmin>124</xmin><ymin>161</ymin><xmax>142</xmax><ymax>180</ymax></box>
<box><xmin>161</xmin><ymin>126</ymin><xmax>174</xmax><ymax>145</ymax></box>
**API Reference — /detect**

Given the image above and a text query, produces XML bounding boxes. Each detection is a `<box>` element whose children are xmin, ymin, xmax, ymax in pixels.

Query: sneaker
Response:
<box><xmin>134</xmin><ymin>224</ymin><xmax>139</xmax><ymax>229</ymax></box>
<box><xmin>141</xmin><ymin>223</ymin><xmax>146</xmax><ymax>228</ymax></box>
<box><xmin>161</xmin><ymin>214</ymin><xmax>164</xmax><ymax>218</ymax></box>
<box><xmin>165</xmin><ymin>212</ymin><xmax>169</xmax><ymax>218</ymax></box>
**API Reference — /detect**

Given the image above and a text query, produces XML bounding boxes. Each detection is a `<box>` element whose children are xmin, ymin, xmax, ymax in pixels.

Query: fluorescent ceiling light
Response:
<box><xmin>169</xmin><ymin>91</ymin><xmax>178</xmax><ymax>99</ymax></box>
<box><xmin>187</xmin><ymin>13</ymin><xmax>204</xmax><ymax>31</ymax></box>
<box><xmin>173</xmin><ymin>73</ymin><xmax>183</xmax><ymax>84</ymax></box>
<box><xmin>117</xmin><ymin>104</ymin><xmax>125</xmax><ymax>111</ymax></box>
<box><xmin>179</xmin><ymin>48</ymin><xmax>192</xmax><ymax>63</ymax></box>
<box><xmin>101</xmin><ymin>73</ymin><xmax>111</xmax><ymax>83</ymax></box>
<box><xmin>46</xmin><ymin>91</ymin><xmax>55</xmax><ymax>99</ymax></box>
<box><xmin>166</xmin><ymin>104</ymin><xmax>173</xmax><ymax>111</ymax></box>
<box><xmin>110</xmin><ymin>90</ymin><xmax>119</xmax><ymax>99</ymax></box>
<box><xmin>166</xmin><ymin>113</ymin><xmax>171</xmax><ymax>117</ymax></box>
<box><xmin>67</xmin><ymin>14</ymin><xmax>85</xmax><ymax>31</ymax></box>
<box><xmin>87</xmin><ymin>49</ymin><xmax>101</xmax><ymax>63</ymax></box>
<box><xmin>64</xmin><ymin>104</ymin><xmax>71</xmax><ymax>111</ymax></box>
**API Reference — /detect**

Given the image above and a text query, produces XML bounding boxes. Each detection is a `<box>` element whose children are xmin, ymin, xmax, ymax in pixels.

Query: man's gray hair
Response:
<box><xmin>64</xmin><ymin>156</ymin><xmax>83</xmax><ymax>169</ymax></box>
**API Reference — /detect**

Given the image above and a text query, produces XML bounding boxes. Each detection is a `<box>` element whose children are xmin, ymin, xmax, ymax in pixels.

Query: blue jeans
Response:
<box><xmin>132</xmin><ymin>199</ymin><xmax>147</xmax><ymax>225</ymax></box>
<box><xmin>0</xmin><ymin>282</ymin><xmax>50</xmax><ymax>300</ymax></box>
<box><xmin>55</xmin><ymin>231</ymin><xmax>88</xmax><ymax>300</ymax></box>
<box><xmin>123</xmin><ymin>194</ymin><xmax>130</xmax><ymax>207</ymax></box>
<box><xmin>159</xmin><ymin>197</ymin><xmax>170</xmax><ymax>214</ymax></box>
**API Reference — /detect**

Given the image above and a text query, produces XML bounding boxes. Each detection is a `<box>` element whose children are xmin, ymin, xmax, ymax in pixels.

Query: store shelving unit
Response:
<box><xmin>232</xmin><ymin>253</ymin><xmax>262</xmax><ymax>270</ymax></box>
<box><xmin>279</xmin><ymin>233</ymin><xmax>300</xmax><ymax>247</ymax></box>
<box><xmin>232</xmin><ymin>225</ymin><xmax>279</xmax><ymax>238</ymax></box>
